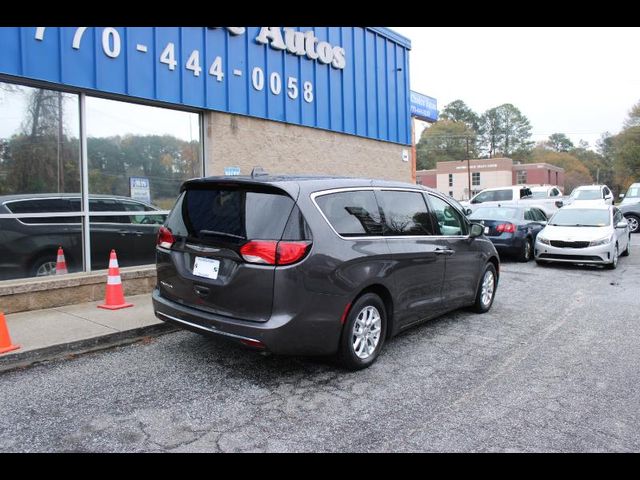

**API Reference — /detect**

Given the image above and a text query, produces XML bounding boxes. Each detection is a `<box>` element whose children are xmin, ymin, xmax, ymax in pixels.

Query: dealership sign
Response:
<box><xmin>0</xmin><ymin>27</ymin><xmax>412</xmax><ymax>145</ymax></box>
<box><xmin>410</xmin><ymin>91</ymin><xmax>438</xmax><ymax>122</ymax></box>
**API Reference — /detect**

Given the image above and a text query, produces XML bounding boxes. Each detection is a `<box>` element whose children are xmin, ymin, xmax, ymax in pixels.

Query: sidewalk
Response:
<box><xmin>0</xmin><ymin>293</ymin><xmax>175</xmax><ymax>372</ymax></box>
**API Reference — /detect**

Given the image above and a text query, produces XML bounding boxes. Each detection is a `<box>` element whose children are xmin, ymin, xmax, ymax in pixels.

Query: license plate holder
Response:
<box><xmin>193</xmin><ymin>257</ymin><xmax>220</xmax><ymax>280</ymax></box>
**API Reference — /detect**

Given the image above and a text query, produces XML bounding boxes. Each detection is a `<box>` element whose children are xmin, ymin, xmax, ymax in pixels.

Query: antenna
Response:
<box><xmin>251</xmin><ymin>166</ymin><xmax>268</xmax><ymax>178</ymax></box>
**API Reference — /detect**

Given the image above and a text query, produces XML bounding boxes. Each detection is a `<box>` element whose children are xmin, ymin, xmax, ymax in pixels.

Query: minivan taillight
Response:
<box><xmin>240</xmin><ymin>240</ymin><xmax>311</xmax><ymax>265</ymax></box>
<box><xmin>157</xmin><ymin>226</ymin><xmax>175</xmax><ymax>249</ymax></box>
<box><xmin>277</xmin><ymin>241</ymin><xmax>312</xmax><ymax>265</ymax></box>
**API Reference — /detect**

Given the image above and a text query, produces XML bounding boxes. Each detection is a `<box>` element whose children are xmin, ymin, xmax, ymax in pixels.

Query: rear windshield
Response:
<box><xmin>469</xmin><ymin>207</ymin><xmax>519</xmax><ymax>221</ymax></box>
<box><xmin>167</xmin><ymin>187</ymin><xmax>296</xmax><ymax>243</ymax></box>
<box><xmin>529</xmin><ymin>191</ymin><xmax>547</xmax><ymax>198</ymax></box>
<box><xmin>571</xmin><ymin>189</ymin><xmax>601</xmax><ymax>200</ymax></box>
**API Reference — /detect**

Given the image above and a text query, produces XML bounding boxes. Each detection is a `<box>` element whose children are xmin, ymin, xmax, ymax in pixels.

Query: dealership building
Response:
<box><xmin>417</xmin><ymin>158</ymin><xmax>565</xmax><ymax>200</ymax></box>
<box><xmin>0</xmin><ymin>27</ymin><xmax>413</xmax><ymax>312</ymax></box>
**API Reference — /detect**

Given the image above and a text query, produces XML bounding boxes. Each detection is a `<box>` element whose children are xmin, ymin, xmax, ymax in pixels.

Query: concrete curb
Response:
<box><xmin>0</xmin><ymin>323</ymin><xmax>177</xmax><ymax>373</ymax></box>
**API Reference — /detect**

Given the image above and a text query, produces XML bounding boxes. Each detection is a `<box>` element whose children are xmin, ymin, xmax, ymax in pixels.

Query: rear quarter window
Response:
<box><xmin>315</xmin><ymin>190</ymin><xmax>383</xmax><ymax>237</ymax></box>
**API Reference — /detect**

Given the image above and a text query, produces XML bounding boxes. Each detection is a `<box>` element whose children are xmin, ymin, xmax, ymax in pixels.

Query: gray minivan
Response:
<box><xmin>152</xmin><ymin>176</ymin><xmax>500</xmax><ymax>369</ymax></box>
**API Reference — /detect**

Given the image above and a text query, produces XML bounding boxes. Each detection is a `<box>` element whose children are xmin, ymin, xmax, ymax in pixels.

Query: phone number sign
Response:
<box><xmin>0</xmin><ymin>26</ymin><xmax>412</xmax><ymax>145</ymax></box>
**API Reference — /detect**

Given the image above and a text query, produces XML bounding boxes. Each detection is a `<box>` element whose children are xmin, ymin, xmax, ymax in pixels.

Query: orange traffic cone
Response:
<box><xmin>0</xmin><ymin>311</ymin><xmax>20</xmax><ymax>354</ymax></box>
<box><xmin>55</xmin><ymin>246</ymin><xmax>68</xmax><ymax>275</ymax></box>
<box><xmin>98</xmin><ymin>250</ymin><xmax>133</xmax><ymax>310</ymax></box>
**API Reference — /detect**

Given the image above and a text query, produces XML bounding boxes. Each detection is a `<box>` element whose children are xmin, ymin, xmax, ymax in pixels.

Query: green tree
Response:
<box><xmin>609</xmin><ymin>102</ymin><xmax>640</xmax><ymax>193</ymax></box>
<box><xmin>529</xmin><ymin>146</ymin><xmax>593</xmax><ymax>193</ymax></box>
<box><xmin>546</xmin><ymin>133</ymin><xmax>574</xmax><ymax>152</ymax></box>
<box><xmin>478</xmin><ymin>104</ymin><xmax>533</xmax><ymax>159</ymax></box>
<box><xmin>5</xmin><ymin>89</ymin><xmax>79</xmax><ymax>194</ymax></box>
<box><xmin>416</xmin><ymin>120</ymin><xmax>477</xmax><ymax>170</ymax></box>
<box><xmin>439</xmin><ymin>100</ymin><xmax>480</xmax><ymax>132</ymax></box>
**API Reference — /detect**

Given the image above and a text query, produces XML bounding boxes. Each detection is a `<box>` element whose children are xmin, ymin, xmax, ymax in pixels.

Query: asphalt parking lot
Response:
<box><xmin>1</xmin><ymin>236</ymin><xmax>639</xmax><ymax>452</ymax></box>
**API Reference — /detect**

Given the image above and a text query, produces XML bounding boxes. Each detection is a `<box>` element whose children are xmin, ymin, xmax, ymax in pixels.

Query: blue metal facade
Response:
<box><xmin>0</xmin><ymin>27</ymin><xmax>412</xmax><ymax>145</ymax></box>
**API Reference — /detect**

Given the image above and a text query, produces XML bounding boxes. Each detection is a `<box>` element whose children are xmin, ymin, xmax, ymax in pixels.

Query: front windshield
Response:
<box><xmin>469</xmin><ymin>207</ymin><xmax>518</xmax><ymax>221</ymax></box>
<box><xmin>625</xmin><ymin>186</ymin><xmax>640</xmax><ymax>198</ymax></box>
<box><xmin>548</xmin><ymin>208</ymin><xmax>610</xmax><ymax>227</ymax></box>
<box><xmin>571</xmin><ymin>189</ymin><xmax>601</xmax><ymax>200</ymax></box>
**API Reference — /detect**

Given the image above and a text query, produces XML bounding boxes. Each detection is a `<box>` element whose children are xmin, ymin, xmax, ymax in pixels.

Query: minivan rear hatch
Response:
<box><xmin>157</xmin><ymin>181</ymin><xmax>305</xmax><ymax>322</ymax></box>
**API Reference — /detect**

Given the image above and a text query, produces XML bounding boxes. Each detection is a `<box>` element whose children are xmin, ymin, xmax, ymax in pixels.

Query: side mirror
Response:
<box><xmin>616</xmin><ymin>221</ymin><xmax>629</xmax><ymax>229</ymax></box>
<box><xmin>619</xmin><ymin>193</ymin><xmax>625</xmax><ymax>199</ymax></box>
<box><xmin>469</xmin><ymin>223</ymin><xmax>484</xmax><ymax>238</ymax></box>
<box><xmin>465</xmin><ymin>208</ymin><xmax>472</xmax><ymax>216</ymax></box>
<box><xmin>555</xmin><ymin>200</ymin><xmax>563</xmax><ymax>208</ymax></box>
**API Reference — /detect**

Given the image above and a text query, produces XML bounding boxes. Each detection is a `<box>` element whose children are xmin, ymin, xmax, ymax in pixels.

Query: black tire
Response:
<box><xmin>471</xmin><ymin>263</ymin><xmax>497</xmax><ymax>313</ymax></box>
<box><xmin>30</xmin><ymin>254</ymin><xmax>58</xmax><ymax>277</ymax></box>
<box><xmin>605</xmin><ymin>244</ymin><xmax>619</xmax><ymax>270</ymax></box>
<box><xmin>625</xmin><ymin>214</ymin><xmax>639</xmax><ymax>234</ymax></box>
<box><xmin>621</xmin><ymin>236</ymin><xmax>631</xmax><ymax>257</ymax></box>
<box><xmin>337</xmin><ymin>293</ymin><xmax>387</xmax><ymax>371</ymax></box>
<box><xmin>518</xmin><ymin>238</ymin><xmax>533</xmax><ymax>262</ymax></box>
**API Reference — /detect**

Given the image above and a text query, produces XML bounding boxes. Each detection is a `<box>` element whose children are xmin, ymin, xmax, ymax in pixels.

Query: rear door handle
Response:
<box><xmin>434</xmin><ymin>248</ymin><xmax>454</xmax><ymax>255</ymax></box>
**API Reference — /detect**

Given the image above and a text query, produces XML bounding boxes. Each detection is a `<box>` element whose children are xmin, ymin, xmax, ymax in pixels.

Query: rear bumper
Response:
<box><xmin>152</xmin><ymin>288</ymin><xmax>344</xmax><ymax>356</ymax></box>
<box><xmin>487</xmin><ymin>235</ymin><xmax>525</xmax><ymax>256</ymax></box>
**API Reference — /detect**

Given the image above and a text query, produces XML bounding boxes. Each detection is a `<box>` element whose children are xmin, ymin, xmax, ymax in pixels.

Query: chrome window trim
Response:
<box><xmin>309</xmin><ymin>186</ymin><xmax>470</xmax><ymax>241</ymax></box>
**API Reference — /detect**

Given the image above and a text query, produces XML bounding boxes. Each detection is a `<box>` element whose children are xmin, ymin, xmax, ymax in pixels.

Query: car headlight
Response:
<box><xmin>537</xmin><ymin>236</ymin><xmax>551</xmax><ymax>245</ymax></box>
<box><xmin>589</xmin><ymin>235</ymin><xmax>613</xmax><ymax>247</ymax></box>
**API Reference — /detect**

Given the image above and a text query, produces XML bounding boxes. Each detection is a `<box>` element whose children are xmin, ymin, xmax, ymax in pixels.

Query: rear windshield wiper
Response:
<box><xmin>198</xmin><ymin>229</ymin><xmax>246</xmax><ymax>240</ymax></box>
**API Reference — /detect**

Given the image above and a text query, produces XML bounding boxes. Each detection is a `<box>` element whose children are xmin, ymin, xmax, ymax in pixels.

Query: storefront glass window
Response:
<box><xmin>0</xmin><ymin>81</ymin><xmax>202</xmax><ymax>281</ymax></box>
<box><xmin>85</xmin><ymin>96</ymin><xmax>201</xmax><ymax>270</ymax></box>
<box><xmin>0</xmin><ymin>82</ymin><xmax>82</xmax><ymax>280</ymax></box>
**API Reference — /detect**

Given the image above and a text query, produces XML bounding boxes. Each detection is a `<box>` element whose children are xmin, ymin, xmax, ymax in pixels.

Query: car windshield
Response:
<box><xmin>625</xmin><ymin>186</ymin><xmax>640</xmax><ymax>198</ymax></box>
<box><xmin>548</xmin><ymin>208</ymin><xmax>610</xmax><ymax>227</ymax></box>
<box><xmin>571</xmin><ymin>189</ymin><xmax>601</xmax><ymax>200</ymax></box>
<box><xmin>469</xmin><ymin>207</ymin><xmax>518</xmax><ymax>221</ymax></box>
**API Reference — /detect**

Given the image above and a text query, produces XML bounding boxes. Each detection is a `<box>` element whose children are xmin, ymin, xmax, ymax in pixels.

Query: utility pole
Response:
<box><xmin>466</xmin><ymin>136</ymin><xmax>472</xmax><ymax>200</ymax></box>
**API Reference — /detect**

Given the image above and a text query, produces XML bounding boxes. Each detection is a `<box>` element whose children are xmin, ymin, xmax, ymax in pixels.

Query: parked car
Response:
<box><xmin>152</xmin><ymin>175</ymin><xmax>501</xmax><ymax>370</ymax></box>
<box><xmin>618</xmin><ymin>182</ymin><xmax>640</xmax><ymax>206</ymax></box>
<box><xmin>0</xmin><ymin>193</ymin><xmax>167</xmax><ymax>281</ymax></box>
<box><xmin>618</xmin><ymin>182</ymin><xmax>640</xmax><ymax>233</ymax></box>
<box><xmin>461</xmin><ymin>185</ymin><xmax>560</xmax><ymax>217</ymax></box>
<box><xmin>564</xmin><ymin>184</ymin><xmax>614</xmax><ymax>206</ymax></box>
<box><xmin>534</xmin><ymin>204</ymin><xmax>630</xmax><ymax>269</ymax></box>
<box><xmin>620</xmin><ymin>201</ymin><xmax>640</xmax><ymax>234</ymax></box>
<box><xmin>468</xmin><ymin>205</ymin><xmax>547</xmax><ymax>262</ymax></box>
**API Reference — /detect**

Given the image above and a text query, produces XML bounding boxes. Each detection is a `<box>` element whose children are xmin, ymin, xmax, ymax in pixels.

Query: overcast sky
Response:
<box><xmin>392</xmin><ymin>27</ymin><xmax>640</xmax><ymax>149</ymax></box>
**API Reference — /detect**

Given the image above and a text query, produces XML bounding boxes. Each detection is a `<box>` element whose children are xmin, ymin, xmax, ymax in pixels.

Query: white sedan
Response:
<box><xmin>534</xmin><ymin>204</ymin><xmax>631</xmax><ymax>269</ymax></box>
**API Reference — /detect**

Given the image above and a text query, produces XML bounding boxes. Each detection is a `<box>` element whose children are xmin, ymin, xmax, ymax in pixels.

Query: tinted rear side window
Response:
<box><xmin>376</xmin><ymin>190</ymin><xmax>435</xmax><ymax>235</ymax></box>
<box><xmin>170</xmin><ymin>187</ymin><xmax>295</xmax><ymax>243</ymax></box>
<box><xmin>4</xmin><ymin>198</ymin><xmax>81</xmax><ymax>224</ymax></box>
<box><xmin>315</xmin><ymin>190</ymin><xmax>383</xmax><ymax>237</ymax></box>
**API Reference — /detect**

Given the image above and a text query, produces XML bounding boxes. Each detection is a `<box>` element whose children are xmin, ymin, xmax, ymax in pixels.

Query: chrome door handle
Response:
<box><xmin>434</xmin><ymin>248</ymin><xmax>454</xmax><ymax>255</ymax></box>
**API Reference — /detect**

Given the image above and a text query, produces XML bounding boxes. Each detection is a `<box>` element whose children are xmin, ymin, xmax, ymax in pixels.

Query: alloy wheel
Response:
<box><xmin>351</xmin><ymin>306</ymin><xmax>382</xmax><ymax>360</ymax></box>
<box><xmin>36</xmin><ymin>261</ymin><xmax>57</xmax><ymax>276</ymax></box>
<box><xmin>481</xmin><ymin>270</ymin><xmax>495</xmax><ymax>307</ymax></box>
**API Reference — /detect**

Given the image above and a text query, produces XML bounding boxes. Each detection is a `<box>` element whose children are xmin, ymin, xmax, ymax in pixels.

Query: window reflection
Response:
<box><xmin>86</xmin><ymin>96</ymin><xmax>202</xmax><ymax>269</ymax></box>
<box><xmin>0</xmin><ymin>81</ymin><xmax>202</xmax><ymax>281</ymax></box>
